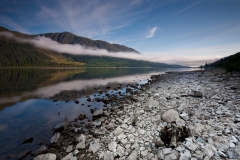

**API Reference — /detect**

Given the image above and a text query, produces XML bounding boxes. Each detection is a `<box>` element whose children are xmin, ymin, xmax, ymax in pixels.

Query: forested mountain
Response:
<box><xmin>0</xmin><ymin>26</ymin><xmax>185</xmax><ymax>68</ymax></box>
<box><xmin>201</xmin><ymin>52</ymin><xmax>240</xmax><ymax>71</ymax></box>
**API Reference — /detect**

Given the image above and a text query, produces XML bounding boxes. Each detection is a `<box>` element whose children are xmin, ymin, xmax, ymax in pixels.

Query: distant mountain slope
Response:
<box><xmin>0</xmin><ymin>26</ymin><xmax>186</xmax><ymax>68</ymax></box>
<box><xmin>39</xmin><ymin>32</ymin><xmax>139</xmax><ymax>53</ymax></box>
<box><xmin>202</xmin><ymin>52</ymin><xmax>240</xmax><ymax>71</ymax></box>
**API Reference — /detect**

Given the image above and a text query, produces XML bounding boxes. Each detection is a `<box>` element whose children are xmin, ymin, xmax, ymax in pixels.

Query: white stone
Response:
<box><xmin>73</xmin><ymin>149</ymin><xmax>79</xmax><ymax>156</ymax></box>
<box><xmin>104</xmin><ymin>152</ymin><xmax>114</xmax><ymax>160</ymax></box>
<box><xmin>76</xmin><ymin>141</ymin><xmax>85</xmax><ymax>149</ymax></box>
<box><xmin>61</xmin><ymin>153</ymin><xmax>73</xmax><ymax>160</ymax></box>
<box><xmin>229</xmin><ymin>142</ymin><xmax>235</xmax><ymax>148</ymax></box>
<box><xmin>179</xmin><ymin>149</ymin><xmax>191</xmax><ymax>160</ymax></box>
<box><xmin>89</xmin><ymin>143</ymin><xmax>101</xmax><ymax>154</ymax></box>
<box><xmin>121</xmin><ymin>138</ymin><xmax>128</xmax><ymax>144</ymax></box>
<box><xmin>118</xmin><ymin>134</ymin><xmax>127</xmax><ymax>140</ymax></box>
<box><xmin>184</xmin><ymin>138</ymin><xmax>199</xmax><ymax>151</ymax></box>
<box><xmin>131</xmin><ymin>143</ymin><xmax>139</xmax><ymax>149</ymax></box>
<box><xmin>218</xmin><ymin>151</ymin><xmax>227</xmax><ymax>158</ymax></box>
<box><xmin>113</xmin><ymin>127</ymin><xmax>123</xmax><ymax>136</ymax></box>
<box><xmin>163</xmin><ymin>148</ymin><xmax>172</xmax><ymax>155</ymax></box>
<box><xmin>108</xmin><ymin>142</ymin><xmax>117</xmax><ymax>152</ymax></box>
<box><xmin>165</xmin><ymin>153</ymin><xmax>177</xmax><ymax>160</ymax></box>
<box><xmin>92</xmin><ymin>110</ymin><xmax>103</xmax><ymax>117</ymax></box>
<box><xmin>157</xmin><ymin>150</ymin><xmax>164</xmax><ymax>159</ymax></box>
<box><xmin>180</xmin><ymin>112</ymin><xmax>189</xmax><ymax>121</ymax></box>
<box><xmin>139</xmin><ymin>129</ymin><xmax>146</xmax><ymax>135</ymax></box>
<box><xmin>34</xmin><ymin>153</ymin><xmax>56</xmax><ymax>160</ymax></box>
<box><xmin>116</xmin><ymin>145</ymin><xmax>125</xmax><ymax>157</ymax></box>
<box><xmin>162</xmin><ymin>109</ymin><xmax>179</xmax><ymax>123</ymax></box>
<box><xmin>126</xmin><ymin>150</ymin><xmax>138</xmax><ymax>160</ymax></box>
<box><xmin>141</xmin><ymin>150</ymin><xmax>148</xmax><ymax>157</ymax></box>
<box><xmin>137</xmin><ymin>109</ymin><xmax>145</xmax><ymax>114</ymax></box>
<box><xmin>66</xmin><ymin>145</ymin><xmax>73</xmax><ymax>153</ymax></box>
<box><xmin>50</xmin><ymin>132</ymin><xmax>60</xmax><ymax>143</ymax></box>
<box><xmin>77</xmin><ymin>134</ymin><xmax>86</xmax><ymax>142</ymax></box>
<box><xmin>121</xmin><ymin>124</ymin><xmax>128</xmax><ymax>129</ymax></box>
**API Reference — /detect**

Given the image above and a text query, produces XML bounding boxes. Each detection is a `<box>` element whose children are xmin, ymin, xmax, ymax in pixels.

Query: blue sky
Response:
<box><xmin>0</xmin><ymin>0</ymin><xmax>240</xmax><ymax>66</ymax></box>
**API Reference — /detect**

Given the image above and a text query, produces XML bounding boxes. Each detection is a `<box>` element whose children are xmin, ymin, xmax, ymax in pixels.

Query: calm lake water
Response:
<box><xmin>0</xmin><ymin>68</ymin><xmax>199</xmax><ymax>159</ymax></box>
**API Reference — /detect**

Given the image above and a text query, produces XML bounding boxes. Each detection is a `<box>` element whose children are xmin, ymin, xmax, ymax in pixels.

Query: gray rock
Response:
<box><xmin>50</xmin><ymin>132</ymin><xmax>60</xmax><ymax>143</ymax></box>
<box><xmin>157</xmin><ymin>150</ymin><xmax>164</xmax><ymax>159</ymax></box>
<box><xmin>73</xmin><ymin>149</ymin><xmax>79</xmax><ymax>156</ymax></box>
<box><xmin>141</xmin><ymin>150</ymin><xmax>148</xmax><ymax>157</ymax></box>
<box><xmin>218</xmin><ymin>151</ymin><xmax>228</xmax><ymax>158</ymax></box>
<box><xmin>92</xmin><ymin>121</ymin><xmax>101</xmax><ymax>127</ymax></box>
<box><xmin>227</xmin><ymin>150</ymin><xmax>236</xmax><ymax>159</ymax></box>
<box><xmin>203</xmin><ymin>156</ymin><xmax>210</xmax><ymax>160</ymax></box>
<box><xmin>165</xmin><ymin>153</ymin><xmax>177</xmax><ymax>160</ymax></box>
<box><xmin>62</xmin><ymin>153</ymin><xmax>74</xmax><ymax>160</ymax></box>
<box><xmin>104</xmin><ymin>152</ymin><xmax>114</xmax><ymax>160</ymax></box>
<box><xmin>131</xmin><ymin>143</ymin><xmax>139</xmax><ymax>149</ymax></box>
<box><xmin>184</xmin><ymin>138</ymin><xmax>199</xmax><ymax>151</ymax></box>
<box><xmin>34</xmin><ymin>153</ymin><xmax>56</xmax><ymax>160</ymax></box>
<box><xmin>117</xmin><ymin>133</ymin><xmax>127</xmax><ymax>140</ymax></box>
<box><xmin>179</xmin><ymin>149</ymin><xmax>191</xmax><ymax>160</ymax></box>
<box><xmin>163</xmin><ymin>148</ymin><xmax>172</xmax><ymax>155</ymax></box>
<box><xmin>162</xmin><ymin>109</ymin><xmax>180</xmax><ymax>123</ymax></box>
<box><xmin>113</xmin><ymin>127</ymin><xmax>123</xmax><ymax>136</ymax></box>
<box><xmin>201</xmin><ymin>144</ymin><xmax>217</xmax><ymax>158</ymax></box>
<box><xmin>92</xmin><ymin>110</ymin><xmax>103</xmax><ymax>117</ymax></box>
<box><xmin>127</xmin><ymin>150</ymin><xmax>138</xmax><ymax>160</ymax></box>
<box><xmin>66</xmin><ymin>145</ymin><xmax>73</xmax><ymax>153</ymax></box>
<box><xmin>76</xmin><ymin>134</ymin><xmax>86</xmax><ymax>149</ymax></box>
<box><xmin>116</xmin><ymin>145</ymin><xmax>125</xmax><ymax>157</ymax></box>
<box><xmin>176</xmin><ymin>118</ymin><xmax>185</xmax><ymax>127</ymax></box>
<box><xmin>77</xmin><ymin>134</ymin><xmax>86</xmax><ymax>142</ymax></box>
<box><xmin>76</xmin><ymin>141</ymin><xmax>85</xmax><ymax>149</ymax></box>
<box><xmin>33</xmin><ymin>146</ymin><xmax>47</xmax><ymax>156</ymax></box>
<box><xmin>159</xmin><ymin>97</ymin><xmax>167</xmax><ymax>104</ymax></box>
<box><xmin>180</xmin><ymin>112</ymin><xmax>189</xmax><ymax>121</ymax></box>
<box><xmin>89</xmin><ymin>143</ymin><xmax>101</xmax><ymax>154</ymax></box>
<box><xmin>108</xmin><ymin>142</ymin><xmax>117</xmax><ymax>152</ymax></box>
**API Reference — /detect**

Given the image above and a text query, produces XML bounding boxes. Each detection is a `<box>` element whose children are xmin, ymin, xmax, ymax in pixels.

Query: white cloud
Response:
<box><xmin>147</xmin><ymin>27</ymin><xmax>158</xmax><ymax>38</ymax></box>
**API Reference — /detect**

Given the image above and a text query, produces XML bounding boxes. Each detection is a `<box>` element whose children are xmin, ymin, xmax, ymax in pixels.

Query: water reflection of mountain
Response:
<box><xmin>0</xmin><ymin>68</ymin><xmax>163</xmax><ymax>96</ymax></box>
<box><xmin>0</xmin><ymin>68</ymin><xmax>165</xmax><ymax>110</ymax></box>
<box><xmin>0</xmin><ymin>69</ymin><xmax>85</xmax><ymax>95</ymax></box>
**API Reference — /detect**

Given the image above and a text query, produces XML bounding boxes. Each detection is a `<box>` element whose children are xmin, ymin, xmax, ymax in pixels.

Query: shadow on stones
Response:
<box><xmin>160</xmin><ymin>125</ymin><xmax>190</xmax><ymax>148</ymax></box>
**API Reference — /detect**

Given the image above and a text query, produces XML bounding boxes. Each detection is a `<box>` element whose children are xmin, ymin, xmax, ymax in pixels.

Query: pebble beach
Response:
<box><xmin>32</xmin><ymin>69</ymin><xmax>240</xmax><ymax>160</ymax></box>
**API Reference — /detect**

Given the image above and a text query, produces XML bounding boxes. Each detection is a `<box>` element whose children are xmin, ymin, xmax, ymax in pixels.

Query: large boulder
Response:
<box><xmin>162</xmin><ymin>109</ymin><xmax>179</xmax><ymax>122</ymax></box>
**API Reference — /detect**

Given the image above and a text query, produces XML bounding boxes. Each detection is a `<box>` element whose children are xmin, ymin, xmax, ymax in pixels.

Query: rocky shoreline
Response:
<box><xmin>32</xmin><ymin>69</ymin><xmax>240</xmax><ymax>160</ymax></box>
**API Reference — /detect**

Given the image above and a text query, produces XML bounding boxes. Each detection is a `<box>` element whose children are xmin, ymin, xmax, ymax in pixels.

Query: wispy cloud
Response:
<box><xmin>0</xmin><ymin>16</ymin><xmax>28</xmax><ymax>33</ymax></box>
<box><xmin>37</xmin><ymin>0</ymin><xmax>148</xmax><ymax>39</ymax></box>
<box><xmin>147</xmin><ymin>27</ymin><xmax>158</xmax><ymax>38</ymax></box>
<box><xmin>1</xmin><ymin>31</ymin><xmax>238</xmax><ymax>67</ymax></box>
<box><xmin>177</xmin><ymin>1</ymin><xmax>201</xmax><ymax>15</ymax></box>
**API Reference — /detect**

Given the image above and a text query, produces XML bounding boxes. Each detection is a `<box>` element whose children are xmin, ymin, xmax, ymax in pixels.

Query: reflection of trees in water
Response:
<box><xmin>0</xmin><ymin>69</ymin><xmax>84</xmax><ymax>95</ymax></box>
<box><xmin>0</xmin><ymin>68</ymin><xmax>162</xmax><ymax>96</ymax></box>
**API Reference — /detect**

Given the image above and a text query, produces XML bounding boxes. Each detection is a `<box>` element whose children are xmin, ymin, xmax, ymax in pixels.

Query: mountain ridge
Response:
<box><xmin>0</xmin><ymin>25</ymin><xmax>187</xmax><ymax>68</ymax></box>
<box><xmin>201</xmin><ymin>52</ymin><xmax>240</xmax><ymax>71</ymax></box>
<box><xmin>39</xmin><ymin>31</ymin><xmax>140</xmax><ymax>53</ymax></box>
